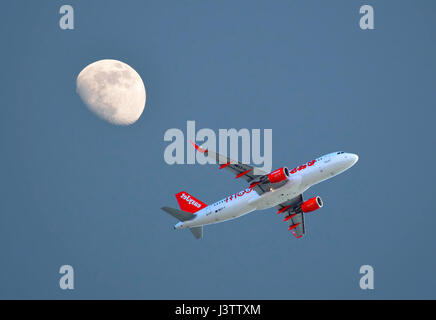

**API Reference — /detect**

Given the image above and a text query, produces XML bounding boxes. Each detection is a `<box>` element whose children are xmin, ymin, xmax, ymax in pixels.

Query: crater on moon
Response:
<box><xmin>76</xmin><ymin>59</ymin><xmax>146</xmax><ymax>125</ymax></box>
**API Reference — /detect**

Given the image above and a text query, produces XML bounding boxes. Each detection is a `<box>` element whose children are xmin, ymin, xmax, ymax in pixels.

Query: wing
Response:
<box><xmin>276</xmin><ymin>194</ymin><xmax>306</xmax><ymax>239</ymax></box>
<box><xmin>190</xmin><ymin>141</ymin><xmax>287</xmax><ymax>195</ymax></box>
<box><xmin>191</xmin><ymin>141</ymin><xmax>272</xmax><ymax>194</ymax></box>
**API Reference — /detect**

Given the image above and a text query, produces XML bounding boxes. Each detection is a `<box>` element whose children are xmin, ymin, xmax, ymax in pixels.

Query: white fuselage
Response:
<box><xmin>175</xmin><ymin>152</ymin><xmax>358</xmax><ymax>229</ymax></box>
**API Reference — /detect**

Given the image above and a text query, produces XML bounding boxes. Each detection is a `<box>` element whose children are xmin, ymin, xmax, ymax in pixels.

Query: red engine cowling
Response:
<box><xmin>268</xmin><ymin>167</ymin><xmax>290</xmax><ymax>184</ymax></box>
<box><xmin>301</xmin><ymin>196</ymin><xmax>323</xmax><ymax>213</ymax></box>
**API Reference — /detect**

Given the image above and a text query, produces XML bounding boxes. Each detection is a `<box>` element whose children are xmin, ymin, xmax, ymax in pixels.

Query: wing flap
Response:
<box><xmin>276</xmin><ymin>195</ymin><xmax>306</xmax><ymax>239</ymax></box>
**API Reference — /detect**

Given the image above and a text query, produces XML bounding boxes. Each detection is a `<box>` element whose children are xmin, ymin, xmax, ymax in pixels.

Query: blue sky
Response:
<box><xmin>0</xmin><ymin>1</ymin><xmax>435</xmax><ymax>299</ymax></box>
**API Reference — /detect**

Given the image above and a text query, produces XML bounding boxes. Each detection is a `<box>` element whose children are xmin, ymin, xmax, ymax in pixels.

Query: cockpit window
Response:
<box><xmin>337</xmin><ymin>151</ymin><xmax>344</xmax><ymax>154</ymax></box>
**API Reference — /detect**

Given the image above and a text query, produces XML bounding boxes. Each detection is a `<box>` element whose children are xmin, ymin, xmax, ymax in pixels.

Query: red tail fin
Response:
<box><xmin>175</xmin><ymin>191</ymin><xmax>208</xmax><ymax>214</ymax></box>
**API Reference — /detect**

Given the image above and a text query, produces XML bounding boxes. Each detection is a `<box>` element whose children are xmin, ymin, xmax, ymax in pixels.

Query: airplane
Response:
<box><xmin>162</xmin><ymin>141</ymin><xmax>358</xmax><ymax>239</ymax></box>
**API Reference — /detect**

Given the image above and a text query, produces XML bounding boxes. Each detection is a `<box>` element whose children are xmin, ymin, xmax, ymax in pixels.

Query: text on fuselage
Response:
<box><xmin>290</xmin><ymin>160</ymin><xmax>316</xmax><ymax>174</ymax></box>
<box><xmin>225</xmin><ymin>188</ymin><xmax>254</xmax><ymax>202</ymax></box>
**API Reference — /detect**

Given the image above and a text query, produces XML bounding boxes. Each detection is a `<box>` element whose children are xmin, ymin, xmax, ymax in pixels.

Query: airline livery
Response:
<box><xmin>162</xmin><ymin>142</ymin><xmax>358</xmax><ymax>239</ymax></box>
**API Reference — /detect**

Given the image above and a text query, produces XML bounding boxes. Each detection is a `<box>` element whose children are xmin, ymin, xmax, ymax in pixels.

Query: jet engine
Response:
<box><xmin>301</xmin><ymin>196</ymin><xmax>323</xmax><ymax>213</ymax></box>
<box><xmin>268</xmin><ymin>167</ymin><xmax>290</xmax><ymax>184</ymax></box>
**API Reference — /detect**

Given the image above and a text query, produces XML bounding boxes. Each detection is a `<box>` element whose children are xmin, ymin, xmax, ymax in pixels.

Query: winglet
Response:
<box><xmin>190</xmin><ymin>140</ymin><xmax>207</xmax><ymax>153</ymax></box>
<box><xmin>292</xmin><ymin>231</ymin><xmax>303</xmax><ymax>239</ymax></box>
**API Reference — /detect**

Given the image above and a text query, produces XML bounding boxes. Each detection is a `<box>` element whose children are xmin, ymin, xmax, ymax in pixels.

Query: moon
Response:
<box><xmin>76</xmin><ymin>59</ymin><xmax>146</xmax><ymax>125</ymax></box>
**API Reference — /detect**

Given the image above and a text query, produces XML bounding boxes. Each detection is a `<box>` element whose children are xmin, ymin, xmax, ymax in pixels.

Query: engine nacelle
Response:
<box><xmin>301</xmin><ymin>196</ymin><xmax>323</xmax><ymax>213</ymax></box>
<box><xmin>268</xmin><ymin>167</ymin><xmax>290</xmax><ymax>184</ymax></box>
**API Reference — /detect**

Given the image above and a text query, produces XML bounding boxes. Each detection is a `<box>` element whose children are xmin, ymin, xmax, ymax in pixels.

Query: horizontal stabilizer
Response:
<box><xmin>189</xmin><ymin>226</ymin><xmax>203</xmax><ymax>239</ymax></box>
<box><xmin>161</xmin><ymin>206</ymin><xmax>196</xmax><ymax>222</ymax></box>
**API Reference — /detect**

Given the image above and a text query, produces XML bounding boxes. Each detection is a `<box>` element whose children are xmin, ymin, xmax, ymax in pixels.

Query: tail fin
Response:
<box><xmin>175</xmin><ymin>191</ymin><xmax>207</xmax><ymax>214</ymax></box>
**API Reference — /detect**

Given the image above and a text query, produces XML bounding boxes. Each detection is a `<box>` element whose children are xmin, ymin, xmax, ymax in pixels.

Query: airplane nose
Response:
<box><xmin>348</xmin><ymin>153</ymin><xmax>359</xmax><ymax>167</ymax></box>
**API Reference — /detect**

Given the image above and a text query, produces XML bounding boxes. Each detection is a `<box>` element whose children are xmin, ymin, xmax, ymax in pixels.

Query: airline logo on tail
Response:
<box><xmin>175</xmin><ymin>191</ymin><xmax>207</xmax><ymax>213</ymax></box>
